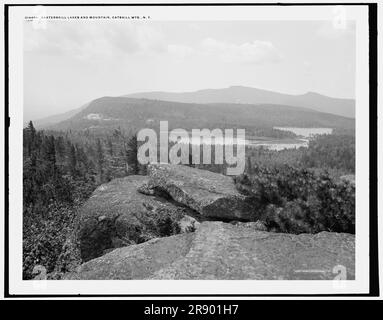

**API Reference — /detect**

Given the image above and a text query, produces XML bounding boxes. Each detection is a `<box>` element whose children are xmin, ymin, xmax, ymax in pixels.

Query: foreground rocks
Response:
<box><xmin>73</xmin><ymin>164</ymin><xmax>355</xmax><ymax>280</ymax></box>
<box><xmin>67</xmin><ymin>221</ymin><xmax>355</xmax><ymax>280</ymax></box>
<box><xmin>146</xmin><ymin>163</ymin><xmax>254</xmax><ymax>221</ymax></box>
<box><xmin>77</xmin><ymin>175</ymin><xmax>194</xmax><ymax>262</ymax></box>
<box><xmin>77</xmin><ymin>164</ymin><xmax>255</xmax><ymax>263</ymax></box>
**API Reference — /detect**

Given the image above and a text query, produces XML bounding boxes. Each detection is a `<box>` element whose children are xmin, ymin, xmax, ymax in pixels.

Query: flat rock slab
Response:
<box><xmin>67</xmin><ymin>221</ymin><xmax>355</xmax><ymax>280</ymax></box>
<box><xmin>147</xmin><ymin>163</ymin><xmax>254</xmax><ymax>221</ymax></box>
<box><xmin>77</xmin><ymin>175</ymin><xmax>188</xmax><ymax>262</ymax></box>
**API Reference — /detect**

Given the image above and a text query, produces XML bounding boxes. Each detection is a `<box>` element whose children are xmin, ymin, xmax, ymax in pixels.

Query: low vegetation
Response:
<box><xmin>235</xmin><ymin>166</ymin><xmax>355</xmax><ymax>234</ymax></box>
<box><xmin>234</xmin><ymin>134</ymin><xmax>355</xmax><ymax>234</ymax></box>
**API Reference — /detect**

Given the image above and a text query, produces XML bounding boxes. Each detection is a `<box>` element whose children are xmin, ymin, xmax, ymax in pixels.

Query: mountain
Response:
<box><xmin>48</xmin><ymin>97</ymin><xmax>354</xmax><ymax>133</ymax></box>
<box><xmin>33</xmin><ymin>86</ymin><xmax>354</xmax><ymax>128</ymax></box>
<box><xmin>32</xmin><ymin>102</ymin><xmax>90</xmax><ymax>128</ymax></box>
<box><xmin>126</xmin><ymin>86</ymin><xmax>355</xmax><ymax>118</ymax></box>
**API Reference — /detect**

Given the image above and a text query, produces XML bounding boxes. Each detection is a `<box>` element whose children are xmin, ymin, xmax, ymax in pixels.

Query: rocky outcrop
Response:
<box><xmin>71</xmin><ymin>165</ymin><xmax>355</xmax><ymax>281</ymax></box>
<box><xmin>146</xmin><ymin>163</ymin><xmax>255</xmax><ymax>221</ymax></box>
<box><xmin>77</xmin><ymin>175</ymin><xmax>195</xmax><ymax>262</ymax></box>
<box><xmin>77</xmin><ymin>164</ymin><xmax>258</xmax><ymax>263</ymax></box>
<box><xmin>67</xmin><ymin>221</ymin><xmax>355</xmax><ymax>280</ymax></box>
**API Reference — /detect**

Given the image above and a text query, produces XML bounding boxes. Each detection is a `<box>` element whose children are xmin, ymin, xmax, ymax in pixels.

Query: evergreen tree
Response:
<box><xmin>96</xmin><ymin>138</ymin><xmax>104</xmax><ymax>183</ymax></box>
<box><xmin>24</xmin><ymin>121</ymin><xmax>36</xmax><ymax>156</ymax></box>
<box><xmin>55</xmin><ymin>136</ymin><xmax>66</xmax><ymax>164</ymax></box>
<box><xmin>22</xmin><ymin>126</ymin><xmax>98</xmax><ymax>279</ymax></box>
<box><xmin>107</xmin><ymin>138</ymin><xmax>113</xmax><ymax>156</ymax></box>
<box><xmin>125</xmin><ymin>134</ymin><xmax>139</xmax><ymax>175</ymax></box>
<box><xmin>68</xmin><ymin>144</ymin><xmax>77</xmax><ymax>177</ymax></box>
<box><xmin>76</xmin><ymin>145</ymin><xmax>89</xmax><ymax>179</ymax></box>
<box><xmin>42</xmin><ymin>135</ymin><xmax>57</xmax><ymax>176</ymax></box>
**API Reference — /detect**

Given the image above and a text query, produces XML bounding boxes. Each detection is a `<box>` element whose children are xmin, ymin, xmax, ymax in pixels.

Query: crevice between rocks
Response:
<box><xmin>139</xmin><ymin>185</ymin><xmax>252</xmax><ymax>224</ymax></box>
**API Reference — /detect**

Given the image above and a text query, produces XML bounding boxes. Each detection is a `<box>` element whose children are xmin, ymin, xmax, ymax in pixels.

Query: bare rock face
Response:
<box><xmin>146</xmin><ymin>163</ymin><xmax>255</xmax><ymax>221</ymax></box>
<box><xmin>67</xmin><ymin>221</ymin><xmax>355</xmax><ymax>280</ymax></box>
<box><xmin>77</xmin><ymin>175</ymin><xmax>190</xmax><ymax>262</ymax></box>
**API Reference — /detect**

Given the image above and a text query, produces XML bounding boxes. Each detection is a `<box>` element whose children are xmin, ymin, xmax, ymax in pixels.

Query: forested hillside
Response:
<box><xmin>46</xmin><ymin>97</ymin><xmax>355</xmax><ymax>133</ymax></box>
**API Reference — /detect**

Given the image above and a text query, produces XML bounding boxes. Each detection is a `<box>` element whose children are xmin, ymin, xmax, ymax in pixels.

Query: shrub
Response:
<box><xmin>234</xmin><ymin>165</ymin><xmax>355</xmax><ymax>234</ymax></box>
<box><xmin>154</xmin><ymin>209</ymin><xmax>181</xmax><ymax>237</ymax></box>
<box><xmin>23</xmin><ymin>203</ymin><xmax>77</xmax><ymax>279</ymax></box>
<box><xmin>301</xmin><ymin>134</ymin><xmax>355</xmax><ymax>173</ymax></box>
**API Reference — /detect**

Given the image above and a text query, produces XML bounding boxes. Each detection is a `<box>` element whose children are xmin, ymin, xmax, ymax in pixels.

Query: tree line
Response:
<box><xmin>23</xmin><ymin>121</ymin><xmax>141</xmax><ymax>279</ymax></box>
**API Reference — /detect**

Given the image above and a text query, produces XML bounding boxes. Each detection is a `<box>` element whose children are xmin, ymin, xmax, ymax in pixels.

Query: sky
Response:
<box><xmin>24</xmin><ymin>19</ymin><xmax>356</xmax><ymax>121</ymax></box>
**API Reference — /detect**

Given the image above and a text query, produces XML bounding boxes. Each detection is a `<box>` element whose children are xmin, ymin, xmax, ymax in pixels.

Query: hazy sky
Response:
<box><xmin>24</xmin><ymin>20</ymin><xmax>355</xmax><ymax>121</ymax></box>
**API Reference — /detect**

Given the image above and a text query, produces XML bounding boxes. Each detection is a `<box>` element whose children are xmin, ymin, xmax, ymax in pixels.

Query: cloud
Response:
<box><xmin>201</xmin><ymin>38</ymin><xmax>282</xmax><ymax>64</ymax></box>
<box><xmin>167</xmin><ymin>44</ymin><xmax>195</xmax><ymax>60</ymax></box>
<box><xmin>167</xmin><ymin>38</ymin><xmax>282</xmax><ymax>65</ymax></box>
<box><xmin>24</xmin><ymin>21</ymin><xmax>282</xmax><ymax>66</ymax></box>
<box><xmin>24</xmin><ymin>21</ymin><xmax>166</xmax><ymax>60</ymax></box>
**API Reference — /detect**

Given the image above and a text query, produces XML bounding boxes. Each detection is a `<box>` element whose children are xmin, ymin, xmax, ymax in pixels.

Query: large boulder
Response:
<box><xmin>67</xmin><ymin>221</ymin><xmax>355</xmax><ymax>280</ymax></box>
<box><xmin>77</xmin><ymin>175</ymin><xmax>193</xmax><ymax>262</ymax></box>
<box><xmin>146</xmin><ymin>163</ymin><xmax>254</xmax><ymax>221</ymax></box>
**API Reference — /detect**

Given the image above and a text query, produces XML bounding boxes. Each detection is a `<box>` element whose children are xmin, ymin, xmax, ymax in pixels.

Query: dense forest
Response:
<box><xmin>23</xmin><ymin>121</ymin><xmax>355</xmax><ymax>279</ymax></box>
<box><xmin>23</xmin><ymin>121</ymin><xmax>141</xmax><ymax>279</ymax></box>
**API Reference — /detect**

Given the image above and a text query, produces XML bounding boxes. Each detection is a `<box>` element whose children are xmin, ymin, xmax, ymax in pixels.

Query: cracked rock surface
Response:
<box><xmin>67</xmin><ymin>221</ymin><xmax>355</xmax><ymax>280</ymax></box>
<box><xmin>147</xmin><ymin>163</ymin><xmax>255</xmax><ymax>221</ymax></box>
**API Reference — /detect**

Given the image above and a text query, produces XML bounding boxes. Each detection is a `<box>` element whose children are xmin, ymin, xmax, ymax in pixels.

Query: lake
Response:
<box><xmin>247</xmin><ymin>138</ymin><xmax>308</xmax><ymax>151</ymax></box>
<box><xmin>164</xmin><ymin>127</ymin><xmax>332</xmax><ymax>151</ymax></box>
<box><xmin>274</xmin><ymin>127</ymin><xmax>333</xmax><ymax>138</ymax></box>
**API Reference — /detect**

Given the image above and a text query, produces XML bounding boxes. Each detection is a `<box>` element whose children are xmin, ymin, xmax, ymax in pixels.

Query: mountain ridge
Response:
<box><xmin>126</xmin><ymin>86</ymin><xmax>355</xmax><ymax>118</ymax></box>
<box><xmin>45</xmin><ymin>96</ymin><xmax>354</xmax><ymax>133</ymax></box>
<box><xmin>32</xmin><ymin>86</ymin><xmax>355</xmax><ymax>128</ymax></box>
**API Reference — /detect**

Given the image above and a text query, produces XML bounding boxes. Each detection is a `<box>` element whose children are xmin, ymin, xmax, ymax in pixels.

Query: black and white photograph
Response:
<box><xmin>2</xmin><ymin>1</ymin><xmax>380</xmax><ymax>299</ymax></box>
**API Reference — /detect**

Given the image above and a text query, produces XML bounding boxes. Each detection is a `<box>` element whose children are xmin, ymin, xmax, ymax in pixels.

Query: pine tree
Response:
<box><xmin>25</xmin><ymin>121</ymin><xmax>36</xmax><ymax>156</ymax></box>
<box><xmin>125</xmin><ymin>134</ymin><xmax>139</xmax><ymax>175</ymax></box>
<box><xmin>75</xmin><ymin>145</ymin><xmax>88</xmax><ymax>179</ymax></box>
<box><xmin>55</xmin><ymin>136</ymin><xmax>66</xmax><ymax>164</ymax></box>
<box><xmin>96</xmin><ymin>138</ymin><xmax>104</xmax><ymax>183</ymax></box>
<box><xmin>107</xmin><ymin>138</ymin><xmax>113</xmax><ymax>156</ymax></box>
<box><xmin>68</xmin><ymin>144</ymin><xmax>77</xmax><ymax>177</ymax></box>
<box><xmin>43</xmin><ymin>135</ymin><xmax>56</xmax><ymax>169</ymax></box>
